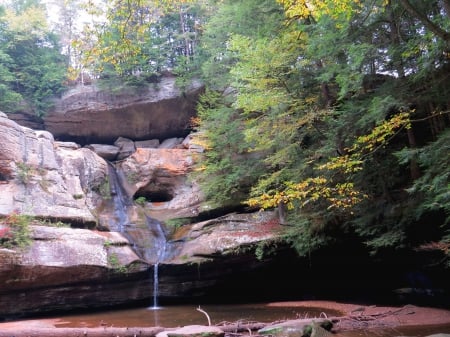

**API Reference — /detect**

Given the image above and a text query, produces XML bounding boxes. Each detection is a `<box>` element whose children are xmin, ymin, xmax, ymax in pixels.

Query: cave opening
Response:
<box><xmin>133</xmin><ymin>189</ymin><xmax>174</xmax><ymax>203</ymax></box>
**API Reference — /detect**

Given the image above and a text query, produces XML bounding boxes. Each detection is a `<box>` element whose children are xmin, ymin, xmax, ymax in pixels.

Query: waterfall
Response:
<box><xmin>147</xmin><ymin>216</ymin><xmax>167</xmax><ymax>310</ymax></box>
<box><xmin>153</xmin><ymin>263</ymin><xmax>160</xmax><ymax>309</ymax></box>
<box><xmin>106</xmin><ymin>163</ymin><xmax>168</xmax><ymax>309</ymax></box>
<box><xmin>107</xmin><ymin>163</ymin><xmax>131</xmax><ymax>232</ymax></box>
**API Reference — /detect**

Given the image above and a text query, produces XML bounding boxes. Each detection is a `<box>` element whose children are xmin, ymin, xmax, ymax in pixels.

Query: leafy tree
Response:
<box><xmin>193</xmin><ymin>0</ymin><xmax>450</xmax><ymax>262</ymax></box>
<box><xmin>75</xmin><ymin>0</ymin><xmax>204</xmax><ymax>86</ymax></box>
<box><xmin>190</xmin><ymin>0</ymin><xmax>286</xmax><ymax>206</ymax></box>
<box><xmin>0</xmin><ymin>0</ymin><xmax>67</xmax><ymax>116</ymax></box>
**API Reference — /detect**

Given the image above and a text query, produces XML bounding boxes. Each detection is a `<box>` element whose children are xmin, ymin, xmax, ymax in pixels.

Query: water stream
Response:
<box><xmin>107</xmin><ymin>163</ymin><xmax>168</xmax><ymax>309</ymax></box>
<box><xmin>146</xmin><ymin>216</ymin><xmax>168</xmax><ymax>309</ymax></box>
<box><xmin>107</xmin><ymin>163</ymin><xmax>131</xmax><ymax>232</ymax></box>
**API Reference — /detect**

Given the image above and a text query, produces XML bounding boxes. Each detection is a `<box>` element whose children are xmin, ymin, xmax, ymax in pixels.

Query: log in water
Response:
<box><xmin>0</xmin><ymin>326</ymin><xmax>165</xmax><ymax>337</ymax></box>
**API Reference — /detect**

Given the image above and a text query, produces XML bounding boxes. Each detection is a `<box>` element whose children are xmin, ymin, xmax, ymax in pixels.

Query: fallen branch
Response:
<box><xmin>197</xmin><ymin>306</ymin><xmax>212</xmax><ymax>326</ymax></box>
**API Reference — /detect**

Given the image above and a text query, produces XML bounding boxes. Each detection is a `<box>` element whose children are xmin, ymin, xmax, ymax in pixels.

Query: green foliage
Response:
<box><xmin>191</xmin><ymin>89</ymin><xmax>264</xmax><ymax>206</ymax></box>
<box><xmin>76</xmin><ymin>0</ymin><xmax>205</xmax><ymax>81</ymax></box>
<box><xmin>107</xmin><ymin>253</ymin><xmax>128</xmax><ymax>273</ymax></box>
<box><xmin>0</xmin><ymin>1</ymin><xmax>67</xmax><ymax>116</ymax></box>
<box><xmin>192</xmin><ymin>0</ymin><xmax>450</xmax><ymax>263</ymax></box>
<box><xmin>134</xmin><ymin>196</ymin><xmax>147</xmax><ymax>205</ymax></box>
<box><xmin>165</xmin><ymin>217</ymin><xmax>190</xmax><ymax>228</ymax></box>
<box><xmin>397</xmin><ymin>128</ymin><xmax>450</xmax><ymax>224</ymax></box>
<box><xmin>16</xmin><ymin>162</ymin><xmax>33</xmax><ymax>185</ymax></box>
<box><xmin>197</xmin><ymin>0</ymin><xmax>284</xmax><ymax>89</ymax></box>
<box><xmin>0</xmin><ymin>212</ymin><xmax>32</xmax><ymax>249</ymax></box>
<box><xmin>94</xmin><ymin>177</ymin><xmax>111</xmax><ymax>199</ymax></box>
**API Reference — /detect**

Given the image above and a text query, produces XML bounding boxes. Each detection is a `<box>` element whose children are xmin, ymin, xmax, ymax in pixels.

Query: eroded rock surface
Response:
<box><xmin>0</xmin><ymin>112</ymin><xmax>106</xmax><ymax>225</ymax></box>
<box><xmin>43</xmin><ymin>75</ymin><xmax>204</xmax><ymax>145</ymax></box>
<box><xmin>0</xmin><ymin>226</ymin><xmax>148</xmax><ymax>317</ymax></box>
<box><xmin>117</xmin><ymin>147</ymin><xmax>204</xmax><ymax>221</ymax></box>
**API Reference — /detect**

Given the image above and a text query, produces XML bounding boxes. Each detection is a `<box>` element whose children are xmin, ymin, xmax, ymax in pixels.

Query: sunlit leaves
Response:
<box><xmin>276</xmin><ymin>0</ymin><xmax>362</xmax><ymax>22</ymax></box>
<box><xmin>247</xmin><ymin>111</ymin><xmax>412</xmax><ymax>212</ymax></box>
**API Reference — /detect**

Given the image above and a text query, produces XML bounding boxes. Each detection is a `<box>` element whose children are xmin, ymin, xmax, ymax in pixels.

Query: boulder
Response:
<box><xmin>259</xmin><ymin>319</ymin><xmax>333</xmax><ymax>337</ymax></box>
<box><xmin>135</xmin><ymin>139</ymin><xmax>160</xmax><ymax>148</ymax></box>
<box><xmin>43</xmin><ymin>75</ymin><xmax>204</xmax><ymax>145</ymax></box>
<box><xmin>159</xmin><ymin>137</ymin><xmax>184</xmax><ymax>149</ymax></box>
<box><xmin>181</xmin><ymin>133</ymin><xmax>204</xmax><ymax>152</ymax></box>
<box><xmin>166</xmin><ymin>211</ymin><xmax>281</xmax><ymax>263</ymax></box>
<box><xmin>114</xmin><ymin>137</ymin><xmax>136</xmax><ymax>160</ymax></box>
<box><xmin>86</xmin><ymin>144</ymin><xmax>119</xmax><ymax>161</ymax></box>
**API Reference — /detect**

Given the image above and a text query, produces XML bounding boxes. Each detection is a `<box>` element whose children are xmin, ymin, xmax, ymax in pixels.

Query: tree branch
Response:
<box><xmin>398</xmin><ymin>0</ymin><xmax>450</xmax><ymax>42</ymax></box>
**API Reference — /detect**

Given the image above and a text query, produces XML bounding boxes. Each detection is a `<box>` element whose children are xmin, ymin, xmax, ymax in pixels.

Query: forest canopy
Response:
<box><xmin>0</xmin><ymin>0</ymin><xmax>448</xmax><ymax>264</ymax></box>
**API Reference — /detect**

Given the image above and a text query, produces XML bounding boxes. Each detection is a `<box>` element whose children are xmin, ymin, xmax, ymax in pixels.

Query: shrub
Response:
<box><xmin>0</xmin><ymin>212</ymin><xmax>32</xmax><ymax>248</ymax></box>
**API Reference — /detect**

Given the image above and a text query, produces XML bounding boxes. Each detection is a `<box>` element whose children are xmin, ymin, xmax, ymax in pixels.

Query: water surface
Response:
<box><xmin>51</xmin><ymin>303</ymin><xmax>338</xmax><ymax>328</ymax></box>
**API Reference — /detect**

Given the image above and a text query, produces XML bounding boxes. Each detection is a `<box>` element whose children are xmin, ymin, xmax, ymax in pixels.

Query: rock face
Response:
<box><xmin>0</xmin><ymin>112</ymin><xmax>290</xmax><ymax>317</ymax></box>
<box><xmin>0</xmin><ymin>112</ymin><xmax>106</xmax><ymax>225</ymax></box>
<box><xmin>0</xmin><ymin>226</ymin><xmax>149</xmax><ymax>317</ymax></box>
<box><xmin>43</xmin><ymin>75</ymin><xmax>204</xmax><ymax>145</ymax></box>
<box><xmin>117</xmin><ymin>147</ymin><xmax>204</xmax><ymax>221</ymax></box>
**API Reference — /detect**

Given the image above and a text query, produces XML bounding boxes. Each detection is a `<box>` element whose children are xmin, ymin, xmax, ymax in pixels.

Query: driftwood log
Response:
<box><xmin>0</xmin><ymin>326</ymin><xmax>165</xmax><ymax>337</ymax></box>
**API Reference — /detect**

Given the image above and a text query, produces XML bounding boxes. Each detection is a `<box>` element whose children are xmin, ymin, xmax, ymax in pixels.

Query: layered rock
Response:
<box><xmin>0</xmin><ymin>112</ymin><xmax>294</xmax><ymax>317</ymax></box>
<box><xmin>0</xmin><ymin>112</ymin><xmax>106</xmax><ymax>225</ymax></box>
<box><xmin>116</xmin><ymin>147</ymin><xmax>204</xmax><ymax>221</ymax></box>
<box><xmin>43</xmin><ymin>75</ymin><xmax>204</xmax><ymax>145</ymax></box>
<box><xmin>0</xmin><ymin>226</ymin><xmax>149</xmax><ymax>317</ymax></box>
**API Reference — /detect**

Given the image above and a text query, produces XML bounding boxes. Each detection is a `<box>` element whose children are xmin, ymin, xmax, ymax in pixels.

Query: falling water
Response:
<box><xmin>147</xmin><ymin>216</ymin><xmax>167</xmax><ymax>310</ymax></box>
<box><xmin>153</xmin><ymin>263</ymin><xmax>160</xmax><ymax>309</ymax></box>
<box><xmin>107</xmin><ymin>163</ymin><xmax>131</xmax><ymax>232</ymax></box>
<box><xmin>107</xmin><ymin>163</ymin><xmax>167</xmax><ymax>309</ymax></box>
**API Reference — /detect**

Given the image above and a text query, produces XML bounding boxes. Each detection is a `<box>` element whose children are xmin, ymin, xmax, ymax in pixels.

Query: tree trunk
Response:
<box><xmin>406</xmin><ymin>128</ymin><xmax>421</xmax><ymax>180</ymax></box>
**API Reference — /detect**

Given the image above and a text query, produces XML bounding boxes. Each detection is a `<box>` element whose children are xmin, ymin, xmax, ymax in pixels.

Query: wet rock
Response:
<box><xmin>117</xmin><ymin>148</ymin><xmax>204</xmax><ymax>221</ymax></box>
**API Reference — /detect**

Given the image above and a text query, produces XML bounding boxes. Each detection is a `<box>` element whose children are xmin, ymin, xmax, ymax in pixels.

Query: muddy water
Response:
<box><xmin>47</xmin><ymin>304</ymin><xmax>339</xmax><ymax>328</ymax></box>
<box><xmin>10</xmin><ymin>303</ymin><xmax>450</xmax><ymax>336</ymax></box>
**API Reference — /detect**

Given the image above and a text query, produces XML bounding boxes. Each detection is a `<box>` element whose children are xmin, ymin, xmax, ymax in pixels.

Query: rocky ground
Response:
<box><xmin>268</xmin><ymin>301</ymin><xmax>450</xmax><ymax>330</ymax></box>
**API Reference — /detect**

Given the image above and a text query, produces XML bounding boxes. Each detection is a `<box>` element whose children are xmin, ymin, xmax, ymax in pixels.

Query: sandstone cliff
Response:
<box><xmin>43</xmin><ymin>75</ymin><xmax>204</xmax><ymax>145</ymax></box>
<box><xmin>0</xmin><ymin>110</ymin><xmax>286</xmax><ymax>318</ymax></box>
<box><xmin>0</xmin><ymin>112</ymin><xmax>106</xmax><ymax>225</ymax></box>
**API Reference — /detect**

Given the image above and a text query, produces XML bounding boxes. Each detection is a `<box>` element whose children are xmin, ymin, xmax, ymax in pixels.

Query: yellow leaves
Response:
<box><xmin>4</xmin><ymin>6</ymin><xmax>48</xmax><ymax>38</ymax></box>
<box><xmin>353</xmin><ymin>111</ymin><xmax>411</xmax><ymax>153</ymax></box>
<box><xmin>276</xmin><ymin>0</ymin><xmax>362</xmax><ymax>22</ymax></box>
<box><xmin>319</xmin><ymin>155</ymin><xmax>363</xmax><ymax>173</ymax></box>
<box><xmin>247</xmin><ymin>111</ymin><xmax>411</xmax><ymax>212</ymax></box>
<box><xmin>247</xmin><ymin>176</ymin><xmax>365</xmax><ymax>212</ymax></box>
